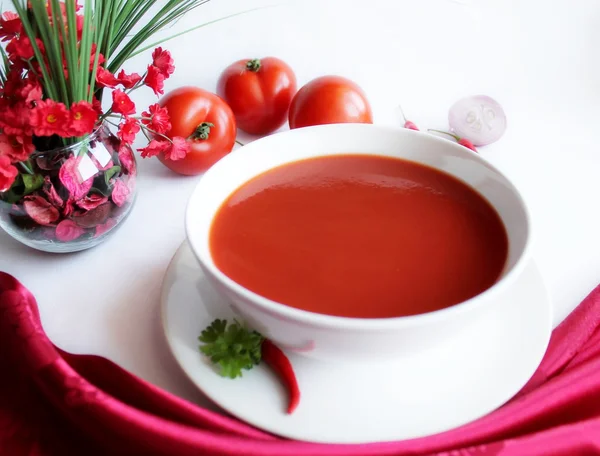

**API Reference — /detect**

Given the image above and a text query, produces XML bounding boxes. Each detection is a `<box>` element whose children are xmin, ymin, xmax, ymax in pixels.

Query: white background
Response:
<box><xmin>1</xmin><ymin>0</ymin><xmax>599</xmax><ymax>404</ymax></box>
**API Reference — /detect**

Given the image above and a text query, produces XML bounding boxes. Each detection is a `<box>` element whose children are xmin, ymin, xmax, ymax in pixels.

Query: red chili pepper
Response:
<box><xmin>398</xmin><ymin>104</ymin><xmax>419</xmax><ymax>131</ymax></box>
<box><xmin>261</xmin><ymin>338</ymin><xmax>301</xmax><ymax>414</ymax></box>
<box><xmin>428</xmin><ymin>129</ymin><xmax>478</xmax><ymax>153</ymax></box>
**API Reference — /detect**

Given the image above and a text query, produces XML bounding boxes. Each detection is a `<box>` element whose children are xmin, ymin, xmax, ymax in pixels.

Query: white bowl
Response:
<box><xmin>185</xmin><ymin>124</ymin><xmax>531</xmax><ymax>362</ymax></box>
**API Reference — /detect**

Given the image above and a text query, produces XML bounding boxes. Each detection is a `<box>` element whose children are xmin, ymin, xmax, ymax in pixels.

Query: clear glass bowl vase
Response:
<box><xmin>0</xmin><ymin>123</ymin><xmax>137</xmax><ymax>253</ymax></box>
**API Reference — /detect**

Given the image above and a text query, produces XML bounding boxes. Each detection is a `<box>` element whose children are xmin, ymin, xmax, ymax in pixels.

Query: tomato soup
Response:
<box><xmin>209</xmin><ymin>155</ymin><xmax>508</xmax><ymax>319</ymax></box>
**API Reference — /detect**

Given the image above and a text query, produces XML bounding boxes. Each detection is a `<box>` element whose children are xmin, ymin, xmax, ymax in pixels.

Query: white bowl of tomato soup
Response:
<box><xmin>185</xmin><ymin>123</ymin><xmax>531</xmax><ymax>361</ymax></box>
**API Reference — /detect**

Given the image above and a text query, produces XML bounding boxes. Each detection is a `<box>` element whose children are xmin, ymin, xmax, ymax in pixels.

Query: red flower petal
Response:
<box><xmin>141</xmin><ymin>103</ymin><xmax>171</xmax><ymax>134</ymax></box>
<box><xmin>59</xmin><ymin>157</ymin><xmax>93</xmax><ymax>201</ymax></box>
<box><xmin>31</xmin><ymin>99</ymin><xmax>70</xmax><ymax>137</ymax></box>
<box><xmin>111</xmin><ymin>89</ymin><xmax>136</xmax><ymax>116</ymax></box>
<box><xmin>23</xmin><ymin>196</ymin><xmax>60</xmax><ymax>226</ymax></box>
<box><xmin>144</xmin><ymin>65</ymin><xmax>165</xmax><ymax>96</ymax></box>
<box><xmin>117</xmin><ymin>70</ymin><xmax>142</xmax><ymax>89</ymax></box>
<box><xmin>68</xmin><ymin>101</ymin><xmax>98</xmax><ymax>136</ymax></box>
<box><xmin>164</xmin><ymin>137</ymin><xmax>191</xmax><ymax>161</ymax></box>
<box><xmin>117</xmin><ymin>117</ymin><xmax>140</xmax><ymax>145</ymax></box>
<box><xmin>138</xmin><ymin>139</ymin><xmax>169</xmax><ymax>158</ymax></box>
<box><xmin>0</xmin><ymin>155</ymin><xmax>18</xmax><ymax>192</ymax></box>
<box><xmin>152</xmin><ymin>47</ymin><xmax>175</xmax><ymax>78</ymax></box>
<box><xmin>77</xmin><ymin>194</ymin><xmax>108</xmax><ymax>211</ymax></box>
<box><xmin>96</xmin><ymin>67</ymin><xmax>118</xmax><ymax>88</ymax></box>
<box><xmin>55</xmin><ymin>219</ymin><xmax>85</xmax><ymax>242</ymax></box>
<box><xmin>111</xmin><ymin>179</ymin><xmax>130</xmax><ymax>207</ymax></box>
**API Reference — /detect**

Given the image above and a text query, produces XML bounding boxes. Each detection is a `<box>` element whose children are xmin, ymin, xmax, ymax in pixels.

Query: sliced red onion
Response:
<box><xmin>448</xmin><ymin>95</ymin><xmax>507</xmax><ymax>146</ymax></box>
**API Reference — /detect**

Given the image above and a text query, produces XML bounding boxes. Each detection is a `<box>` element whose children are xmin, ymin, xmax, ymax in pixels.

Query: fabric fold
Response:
<box><xmin>2</xmin><ymin>271</ymin><xmax>600</xmax><ymax>455</ymax></box>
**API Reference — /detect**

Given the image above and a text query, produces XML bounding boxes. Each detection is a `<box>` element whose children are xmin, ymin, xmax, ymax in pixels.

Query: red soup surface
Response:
<box><xmin>210</xmin><ymin>154</ymin><xmax>508</xmax><ymax>318</ymax></box>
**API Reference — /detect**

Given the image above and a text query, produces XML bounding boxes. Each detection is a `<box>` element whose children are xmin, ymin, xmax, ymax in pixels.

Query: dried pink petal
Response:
<box><xmin>77</xmin><ymin>194</ymin><xmax>108</xmax><ymax>211</ymax></box>
<box><xmin>126</xmin><ymin>175</ymin><xmax>136</xmax><ymax>193</ymax></box>
<box><xmin>111</xmin><ymin>179</ymin><xmax>130</xmax><ymax>207</ymax></box>
<box><xmin>43</xmin><ymin>176</ymin><xmax>64</xmax><ymax>208</ymax></box>
<box><xmin>72</xmin><ymin>203</ymin><xmax>111</xmax><ymax>228</ymax></box>
<box><xmin>118</xmin><ymin>145</ymin><xmax>135</xmax><ymax>174</ymax></box>
<box><xmin>59</xmin><ymin>157</ymin><xmax>93</xmax><ymax>201</ymax></box>
<box><xmin>94</xmin><ymin>218</ymin><xmax>116</xmax><ymax>237</ymax></box>
<box><xmin>62</xmin><ymin>199</ymin><xmax>74</xmax><ymax>217</ymax></box>
<box><xmin>23</xmin><ymin>196</ymin><xmax>60</xmax><ymax>226</ymax></box>
<box><xmin>55</xmin><ymin>220</ymin><xmax>86</xmax><ymax>242</ymax></box>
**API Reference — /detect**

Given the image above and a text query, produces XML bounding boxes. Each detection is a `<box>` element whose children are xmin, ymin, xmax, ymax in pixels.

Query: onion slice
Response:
<box><xmin>448</xmin><ymin>95</ymin><xmax>507</xmax><ymax>146</ymax></box>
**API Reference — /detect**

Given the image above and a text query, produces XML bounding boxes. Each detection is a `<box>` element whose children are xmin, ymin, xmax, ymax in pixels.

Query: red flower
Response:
<box><xmin>111</xmin><ymin>89</ymin><xmax>136</xmax><ymax>116</ymax></box>
<box><xmin>0</xmin><ymin>102</ymin><xmax>35</xmax><ymax>136</ymax></box>
<box><xmin>0</xmin><ymin>134</ymin><xmax>34</xmax><ymax>162</ymax></box>
<box><xmin>92</xmin><ymin>97</ymin><xmax>103</xmax><ymax>115</ymax></box>
<box><xmin>6</xmin><ymin>36</ymin><xmax>44</xmax><ymax>61</ymax></box>
<box><xmin>31</xmin><ymin>99</ymin><xmax>70</xmax><ymax>137</ymax></box>
<box><xmin>138</xmin><ymin>139</ymin><xmax>169</xmax><ymax>158</ymax></box>
<box><xmin>0</xmin><ymin>12</ymin><xmax>22</xmax><ymax>42</ymax></box>
<box><xmin>117</xmin><ymin>117</ymin><xmax>140</xmax><ymax>144</ymax></box>
<box><xmin>144</xmin><ymin>65</ymin><xmax>165</xmax><ymax>96</ymax></box>
<box><xmin>164</xmin><ymin>137</ymin><xmax>190</xmax><ymax>161</ymax></box>
<box><xmin>17</xmin><ymin>81</ymin><xmax>43</xmax><ymax>106</ymax></box>
<box><xmin>68</xmin><ymin>101</ymin><xmax>98</xmax><ymax>136</ymax></box>
<box><xmin>141</xmin><ymin>103</ymin><xmax>171</xmax><ymax>134</ymax></box>
<box><xmin>89</xmin><ymin>44</ymin><xmax>105</xmax><ymax>70</ymax></box>
<box><xmin>96</xmin><ymin>67</ymin><xmax>118</xmax><ymax>88</ymax></box>
<box><xmin>117</xmin><ymin>70</ymin><xmax>142</xmax><ymax>89</ymax></box>
<box><xmin>0</xmin><ymin>155</ymin><xmax>18</xmax><ymax>192</ymax></box>
<box><xmin>152</xmin><ymin>47</ymin><xmax>175</xmax><ymax>78</ymax></box>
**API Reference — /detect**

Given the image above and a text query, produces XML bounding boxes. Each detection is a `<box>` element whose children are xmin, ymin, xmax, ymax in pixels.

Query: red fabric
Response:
<box><xmin>1</xmin><ymin>271</ymin><xmax>600</xmax><ymax>456</ymax></box>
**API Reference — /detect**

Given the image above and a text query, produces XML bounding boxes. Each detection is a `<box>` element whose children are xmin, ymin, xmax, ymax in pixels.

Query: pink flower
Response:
<box><xmin>111</xmin><ymin>179</ymin><xmax>130</xmax><ymax>207</ymax></box>
<box><xmin>152</xmin><ymin>47</ymin><xmax>175</xmax><ymax>78</ymax></box>
<box><xmin>0</xmin><ymin>155</ymin><xmax>18</xmax><ymax>191</ymax></box>
<box><xmin>77</xmin><ymin>194</ymin><xmax>108</xmax><ymax>211</ymax></box>
<box><xmin>144</xmin><ymin>65</ymin><xmax>165</xmax><ymax>96</ymax></box>
<box><xmin>117</xmin><ymin>70</ymin><xmax>142</xmax><ymax>89</ymax></box>
<box><xmin>31</xmin><ymin>99</ymin><xmax>70</xmax><ymax>137</ymax></box>
<box><xmin>117</xmin><ymin>117</ymin><xmax>140</xmax><ymax>144</ymax></box>
<box><xmin>94</xmin><ymin>218</ymin><xmax>116</xmax><ymax>238</ymax></box>
<box><xmin>23</xmin><ymin>196</ymin><xmax>60</xmax><ymax>226</ymax></box>
<box><xmin>164</xmin><ymin>137</ymin><xmax>190</xmax><ymax>161</ymax></box>
<box><xmin>141</xmin><ymin>103</ymin><xmax>171</xmax><ymax>134</ymax></box>
<box><xmin>95</xmin><ymin>67</ymin><xmax>118</xmax><ymax>88</ymax></box>
<box><xmin>138</xmin><ymin>139</ymin><xmax>169</xmax><ymax>158</ymax></box>
<box><xmin>55</xmin><ymin>220</ymin><xmax>85</xmax><ymax>242</ymax></box>
<box><xmin>111</xmin><ymin>90</ymin><xmax>136</xmax><ymax>116</ymax></box>
<box><xmin>68</xmin><ymin>101</ymin><xmax>98</xmax><ymax>136</ymax></box>
<box><xmin>59</xmin><ymin>157</ymin><xmax>93</xmax><ymax>201</ymax></box>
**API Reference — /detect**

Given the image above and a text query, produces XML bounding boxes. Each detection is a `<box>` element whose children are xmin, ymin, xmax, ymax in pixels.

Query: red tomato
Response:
<box><xmin>158</xmin><ymin>87</ymin><xmax>236</xmax><ymax>176</ymax></box>
<box><xmin>217</xmin><ymin>57</ymin><xmax>297</xmax><ymax>136</ymax></box>
<box><xmin>288</xmin><ymin>76</ymin><xmax>373</xmax><ymax>129</ymax></box>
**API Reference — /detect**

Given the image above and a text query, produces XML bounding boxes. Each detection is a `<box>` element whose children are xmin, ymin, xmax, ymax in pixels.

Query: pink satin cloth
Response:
<box><xmin>1</xmin><ymin>272</ymin><xmax>600</xmax><ymax>456</ymax></box>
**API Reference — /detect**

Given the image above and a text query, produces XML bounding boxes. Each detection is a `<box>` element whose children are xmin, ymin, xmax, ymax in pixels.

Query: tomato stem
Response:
<box><xmin>246</xmin><ymin>58</ymin><xmax>261</xmax><ymax>72</ymax></box>
<box><xmin>189</xmin><ymin>122</ymin><xmax>215</xmax><ymax>141</ymax></box>
<box><xmin>235</xmin><ymin>139</ymin><xmax>245</xmax><ymax>147</ymax></box>
<box><xmin>428</xmin><ymin>129</ymin><xmax>460</xmax><ymax>141</ymax></box>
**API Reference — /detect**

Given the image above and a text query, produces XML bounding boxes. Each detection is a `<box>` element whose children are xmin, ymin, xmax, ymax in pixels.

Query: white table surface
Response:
<box><xmin>1</xmin><ymin>0</ymin><xmax>599</xmax><ymax>405</ymax></box>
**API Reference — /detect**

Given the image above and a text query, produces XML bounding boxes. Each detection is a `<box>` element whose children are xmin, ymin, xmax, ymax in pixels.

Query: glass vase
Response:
<box><xmin>0</xmin><ymin>123</ymin><xmax>137</xmax><ymax>253</ymax></box>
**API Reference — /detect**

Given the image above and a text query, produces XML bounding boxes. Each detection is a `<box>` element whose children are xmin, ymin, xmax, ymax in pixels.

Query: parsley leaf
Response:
<box><xmin>198</xmin><ymin>319</ymin><xmax>264</xmax><ymax>379</ymax></box>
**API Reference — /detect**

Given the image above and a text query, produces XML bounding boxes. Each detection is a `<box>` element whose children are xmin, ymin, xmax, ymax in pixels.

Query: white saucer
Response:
<box><xmin>160</xmin><ymin>241</ymin><xmax>552</xmax><ymax>444</ymax></box>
